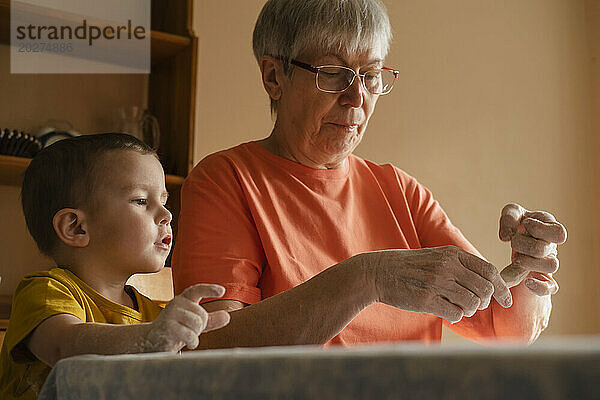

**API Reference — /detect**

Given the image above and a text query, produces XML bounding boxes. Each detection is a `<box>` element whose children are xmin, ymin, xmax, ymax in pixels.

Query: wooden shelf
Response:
<box><xmin>0</xmin><ymin>154</ymin><xmax>30</xmax><ymax>186</ymax></box>
<box><xmin>165</xmin><ymin>174</ymin><xmax>185</xmax><ymax>187</ymax></box>
<box><xmin>0</xmin><ymin>0</ymin><xmax>192</xmax><ymax>65</ymax></box>
<box><xmin>150</xmin><ymin>31</ymin><xmax>191</xmax><ymax>66</ymax></box>
<box><xmin>0</xmin><ymin>154</ymin><xmax>185</xmax><ymax>188</ymax></box>
<box><xmin>0</xmin><ymin>295</ymin><xmax>11</xmax><ymax>327</ymax></box>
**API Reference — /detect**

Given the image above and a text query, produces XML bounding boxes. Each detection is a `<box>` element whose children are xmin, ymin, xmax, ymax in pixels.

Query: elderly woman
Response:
<box><xmin>172</xmin><ymin>0</ymin><xmax>566</xmax><ymax>347</ymax></box>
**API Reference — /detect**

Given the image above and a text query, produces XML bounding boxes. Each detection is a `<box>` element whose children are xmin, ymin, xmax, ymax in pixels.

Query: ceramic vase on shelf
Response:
<box><xmin>118</xmin><ymin>106</ymin><xmax>160</xmax><ymax>150</ymax></box>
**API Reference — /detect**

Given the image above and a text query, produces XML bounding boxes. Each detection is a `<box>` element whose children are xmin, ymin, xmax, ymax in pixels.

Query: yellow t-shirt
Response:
<box><xmin>0</xmin><ymin>267</ymin><xmax>163</xmax><ymax>400</ymax></box>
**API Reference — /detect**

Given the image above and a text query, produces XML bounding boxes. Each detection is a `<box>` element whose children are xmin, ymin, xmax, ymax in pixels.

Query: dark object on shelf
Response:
<box><xmin>0</xmin><ymin>129</ymin><xmax>42</xmax><ymax>158</ymax></box>
<box><xmin>37</xmin><ymin>130</ymin><xmax>78</xmax><ymax>148</ymax></box>
<box><xmin>35</xmin><ymin>122</ymin><xmax>80</xmax><ymax>148</ymax></box>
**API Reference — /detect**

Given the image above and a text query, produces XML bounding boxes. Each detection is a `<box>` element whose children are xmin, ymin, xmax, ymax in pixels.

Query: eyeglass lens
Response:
<box><xmin>317</xmin><ymin>67</ymin><xmax>395</xmax><ymax>94</ymax></box>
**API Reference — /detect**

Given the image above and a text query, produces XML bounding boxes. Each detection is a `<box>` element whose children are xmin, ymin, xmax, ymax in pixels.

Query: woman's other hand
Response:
<box><xmin>367</xmin><ymin>246</ymin><xmax>513</xmax><ymax>324</ymax></box>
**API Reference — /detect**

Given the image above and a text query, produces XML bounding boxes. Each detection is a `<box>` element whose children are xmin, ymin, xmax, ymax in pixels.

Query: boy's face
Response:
<box><xmin>84</xmin><ymin>150</ymin><xmax>172</xmax><ymax>275</ymax></box>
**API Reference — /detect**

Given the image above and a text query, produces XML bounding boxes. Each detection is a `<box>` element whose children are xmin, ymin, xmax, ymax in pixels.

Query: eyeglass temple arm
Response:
<box><xmin>382</xmin><ymin>66</ymin><xmax>399</xmax><ymax>78</ymax></box>
<box><xmin>290</xmin><ymin>59</ymin><xmax>319</xmax><ymax>73</ymax></box>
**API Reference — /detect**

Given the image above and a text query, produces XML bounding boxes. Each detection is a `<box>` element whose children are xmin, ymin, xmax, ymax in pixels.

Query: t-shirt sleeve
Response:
<box><xmin>394</xmin><ymin>168</ymin><xmax>497</xmax><ymax>338</ymax></box>
<box><xmin>394</xmin><ymin>167</ymin><xmax>481</xmax><ymax>256</ymax></box>
<box><xmin>171</xmin><ymin>154</ymin><xmax>264</xmax><ymax>305</ymax></box>
<box><xmin>6</xmin><ymin>276</ymin><xmax>86</xmax><ymax>363</ymax></box>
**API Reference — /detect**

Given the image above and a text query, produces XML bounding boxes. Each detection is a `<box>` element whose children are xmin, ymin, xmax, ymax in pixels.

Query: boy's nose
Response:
<box><xmin>158</xmin><ymin>206</ymin><xmax>172</xmax><ymax>225</ymax></box>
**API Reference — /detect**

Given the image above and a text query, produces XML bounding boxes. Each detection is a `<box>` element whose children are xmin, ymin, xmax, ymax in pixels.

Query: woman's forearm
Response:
<box><xmin>196</xmin><ymin>255</ymin><xmax>376</xmax><ymax>349</ymax></box>
<box><xmin>491</xmin><ymin>282</ymin><xmax>552</xmax><ymax>343</ymax></box>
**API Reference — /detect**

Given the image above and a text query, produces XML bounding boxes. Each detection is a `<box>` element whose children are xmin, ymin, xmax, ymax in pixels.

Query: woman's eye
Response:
<box><xmin>364</xmin><ymin>70</ymin><xmax>381</xmax><ymax>81</ymax></box>
<box><xmin>320</xmin><ymin>67</ymin><xmax>345</xmax><ymax>78</ymax></box>
<box><xmin>132</xmin><ymin>199</ymin><xmax>148</xmax><ymax>206</ymax></box>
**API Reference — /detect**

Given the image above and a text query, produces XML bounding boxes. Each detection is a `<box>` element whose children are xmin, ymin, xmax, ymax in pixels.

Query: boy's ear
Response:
<box><xmin>52</xmin><ymin>209</ymin><xmax>89</xmax><ymax>248</ymax></box>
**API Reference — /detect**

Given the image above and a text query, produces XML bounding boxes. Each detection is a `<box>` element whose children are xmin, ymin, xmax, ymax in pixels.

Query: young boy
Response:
<box><xmin>0</xmin><ymin>133</ymin><xmax>230</xmax><ymax>399</ymax></box>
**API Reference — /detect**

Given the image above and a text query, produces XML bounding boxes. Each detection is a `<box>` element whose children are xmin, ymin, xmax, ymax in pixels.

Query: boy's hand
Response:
<box><xmin>143</xmin><ymin>284</ymin><xmax>230</xmax><ymax>352</ymax></box>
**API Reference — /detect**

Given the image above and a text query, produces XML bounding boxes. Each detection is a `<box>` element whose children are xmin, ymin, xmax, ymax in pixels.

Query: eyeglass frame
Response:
<box><xmin>289</xmin><ymin>59</ymin><xmax>399</xmax><ymax>95</ymax></box>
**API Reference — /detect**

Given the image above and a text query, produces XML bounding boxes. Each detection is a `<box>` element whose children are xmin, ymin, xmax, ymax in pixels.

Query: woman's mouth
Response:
<box><xmin>328</xmin><ymin>122</ymin><xmax>359</xmax><ymax>131</ymax></box>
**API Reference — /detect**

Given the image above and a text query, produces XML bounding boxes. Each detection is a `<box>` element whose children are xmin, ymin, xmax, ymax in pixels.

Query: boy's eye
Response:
<box><xmin>132</xmin><ymin>199</ymin><xmax>148</xmax><ymax>206</ymax></box>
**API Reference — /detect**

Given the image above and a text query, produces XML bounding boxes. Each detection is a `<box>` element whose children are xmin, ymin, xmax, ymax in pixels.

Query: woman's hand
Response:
<box><xmin>143</xmin><ymin>284</ymin><xmax>230</xmax><ymax>352</ymax></box>
<box><xmin>369</xmin><ymin>246</ymin><xmax>513</xmax><ymax>324</ymax></box>
<box><xmin>498</xmin><ymin>203</ymin><xmax>567</xmax><ymax>296</ymax></box>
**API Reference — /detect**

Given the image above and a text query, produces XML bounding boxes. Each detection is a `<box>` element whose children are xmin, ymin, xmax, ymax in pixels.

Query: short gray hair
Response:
<box><xmin>252</xmin><ymin>0</ymin><xmax>393</xmax><ymax>115</ymax></box>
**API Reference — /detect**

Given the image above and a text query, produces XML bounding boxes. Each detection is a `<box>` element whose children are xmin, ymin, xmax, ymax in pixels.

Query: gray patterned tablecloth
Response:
<box><xmin>39</xmin><ymin>336</ymin><xmax>600</xmax><ymax>400</ymax></box>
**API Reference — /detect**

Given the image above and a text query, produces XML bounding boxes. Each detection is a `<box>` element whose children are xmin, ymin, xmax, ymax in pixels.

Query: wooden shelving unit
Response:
<box><xmin>0</xmin><ymin>0</ymin><xmax>197</xmax><ymax>267</ymax></box>
<box><xmin>0</xmin><ymin>154</ymin><xmax>186</xmax><ymax>188</ymax></box>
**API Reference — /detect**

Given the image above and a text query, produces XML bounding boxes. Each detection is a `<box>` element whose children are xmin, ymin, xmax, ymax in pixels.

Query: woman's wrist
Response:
<box><xmin>338</xmin><ymin>252</ymin><xmax>380</xmax><ymax>308</ymax></box>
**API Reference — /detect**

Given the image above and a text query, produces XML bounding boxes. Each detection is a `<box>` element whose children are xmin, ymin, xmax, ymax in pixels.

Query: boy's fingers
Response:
<box><xmin>203</xmin><ymin>310</ymin><xmax>231</xmax><ymax>333</ymax></box>
<box><xmin>181</xmin><ymin>284</ymin><xmax>226</xmax><ymax>303</ymax></box>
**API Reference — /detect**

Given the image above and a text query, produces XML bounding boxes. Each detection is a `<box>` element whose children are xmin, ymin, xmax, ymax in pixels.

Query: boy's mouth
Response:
<box><xmin>155</xmin><ymin>235</ymin><xmax>172</xmax><ymax>250</ymax></box>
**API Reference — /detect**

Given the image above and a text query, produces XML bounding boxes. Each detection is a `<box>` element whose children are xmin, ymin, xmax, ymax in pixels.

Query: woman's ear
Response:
<box><xmin>52</xmin><ymin>208</ymin><xmax>89</xmax><ymax>248</ymax></box>
<box><xmin>260</xmin><ymin>55</ymin><xmax>284</xmax><ymax>101</ymax></box>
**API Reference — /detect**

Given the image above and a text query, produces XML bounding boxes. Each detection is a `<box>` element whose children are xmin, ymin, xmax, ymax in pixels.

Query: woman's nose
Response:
<box><xmin>339</xmin><ymin>75</ymin><xmax>364</xmax><ymax>108</ymax></box>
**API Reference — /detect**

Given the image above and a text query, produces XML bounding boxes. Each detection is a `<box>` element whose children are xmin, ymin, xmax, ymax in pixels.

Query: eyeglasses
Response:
<box><xmin>290</xmin><ymin>59</ymin><xmax>399</xmax><ymax>95</ymax></box>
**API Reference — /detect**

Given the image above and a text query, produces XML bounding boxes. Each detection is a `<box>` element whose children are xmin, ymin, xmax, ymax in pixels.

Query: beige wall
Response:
<box><xmin>193</xmin><ymin>1</ymin><xmax>272</xmax><ymax>161</ymax></box>
<box><xmin>369</xmin><ymin>0</ymin><xmax>596</xmax><ymax>337</ymax></box>
<box><xmin>0</xmin><ymin>44</ymin><xmax>147</xmax><ymax>294</ymax></box>
<box><xmin>193</xmin><ymin>0</ymin><xmax>600</xmax><ymax>337</ymax></box>
<box><xmin>588</xmin><ymin>0</ymin><xmax>600</xmax><ymax>322</ymax></box>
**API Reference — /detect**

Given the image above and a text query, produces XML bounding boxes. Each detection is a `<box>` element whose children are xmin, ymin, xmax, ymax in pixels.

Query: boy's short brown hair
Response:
<box><xmin>21</xmin><ymin>133</ymin><xmax>157</xmax><ymax>257</ymax></box>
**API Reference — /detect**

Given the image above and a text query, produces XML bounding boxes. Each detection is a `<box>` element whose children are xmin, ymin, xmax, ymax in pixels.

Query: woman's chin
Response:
<box><xmin>320</xmin><ymin>133</ymin><xmax>362</xmax><ymax>157</ymax></box>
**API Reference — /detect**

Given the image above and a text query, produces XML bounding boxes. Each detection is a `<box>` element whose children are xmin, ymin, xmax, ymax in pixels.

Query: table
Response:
<box><xmin>39</xmin><ymin>337</ymin><xmax>600</xmax><ymax>400</ymax></box>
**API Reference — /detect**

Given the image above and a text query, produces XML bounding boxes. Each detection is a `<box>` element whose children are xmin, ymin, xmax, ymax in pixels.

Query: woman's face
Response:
<box><xmin>274</xmin><ymin>45</ymin><xmax>385</xmax><ymax>169</ymax></box>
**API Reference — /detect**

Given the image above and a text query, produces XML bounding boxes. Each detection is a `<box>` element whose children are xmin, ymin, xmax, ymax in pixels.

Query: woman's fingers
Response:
<box><xmin>457</xmin><ymin>250</ymin><xmax>512</xmax><ymax>308</ymax></box>
<box><xmin>430</xmin><ymin>295</ymin><xmax>464</xmax><ymax>324</ymax></box>
<box><xmin>499</xmin><ymin>203</ymin><xmax>525</xmax><ymax>241</ymax></box>
<box><xmin>525</xmin><ymin>274</ymin><xmax>559</xmax><ymax>296</ymax></box>
<box><xmin>499</xmin><ymin>204</ymin><xmax>567</xmax><ymax>244</ymax></box>
<box><xmin>510</xmin><ymin>234</ymin><xmax>557</xmax><ymax>259</ymax></box>
<box><xmin>522</xmin><ymin>216</ymin><xmax>567</xmax><ymax>244</ymax></box>
<box><xmin>440</xmin><ymin>283</ymin><xmax>481</xmax><ymax>318</ymax></box>
<box><xmin>513</xmin><ymin>253</ymin><xmax>559</xmax><ymax>274</ymax></box>
<box><xmin>453</xmin><ymin>267</ymin><xmax>494</xmax><ymax>310</ymax></box>
<box><xmin>375</xmin><ymin>246</ymin><xmax>515</xmax><ymax>324</ymax></box>
<box><xmin>500</xmin><ymin>264</ymin><xmax>529</xmax><ymax>288</ymax></box>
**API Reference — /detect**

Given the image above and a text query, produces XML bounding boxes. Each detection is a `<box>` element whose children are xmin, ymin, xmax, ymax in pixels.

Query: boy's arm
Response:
<box><xmin>25</xmin><ymin>284</ymin><xmax>230</xmax><ymax>367</ymax></box>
